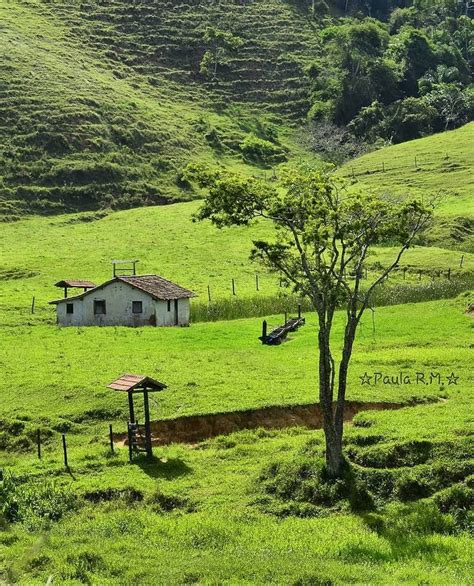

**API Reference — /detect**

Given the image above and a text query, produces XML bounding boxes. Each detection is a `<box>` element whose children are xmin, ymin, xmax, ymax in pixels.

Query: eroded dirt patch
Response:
<box><xmin>114</xmin><ymin>401</ymin><xmax>405</xmax><ymax>446</ymax></box>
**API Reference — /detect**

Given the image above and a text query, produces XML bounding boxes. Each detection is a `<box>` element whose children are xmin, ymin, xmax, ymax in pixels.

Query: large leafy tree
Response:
<box><xmin>187</xmin><ymin>164</ymin><xmax>433</xmax><ymax>477</ymax></box>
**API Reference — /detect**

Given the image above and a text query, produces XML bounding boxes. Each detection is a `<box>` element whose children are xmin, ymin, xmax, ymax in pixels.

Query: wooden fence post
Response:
<box><xmin>262</xmin><ymin>320</ymin><xmax>267</xmax><ymax>340</ymax></box>
<box><xmin>207</xmin><ymin>285</ymin><xmax>211</xmax><ymax>303</ymax></box>
<box><xmin>37</xmin><ymin>429</ymin><xmax>41</xmax><ymax>460</ymax></box>
<box><xmin>62</xmin><ymin>434</ymin><xmax>68</xmax><ymax>468</ymax></box>
<box><xmin>255</xmin><ymin>274</ymin><xmax>259</xmax><ymax>291</ymax></box>
<box><xmin>109</xmin><ymin>424</ymin><xmax>114</xmax><ymax>453</ymax></box>
<box><xmin>232</xmin><ymin>279</ymin><xmax>236</xmax><ymax>296</ymax></box>
<box><xmin>447</xmin><ymin>268</ymin><xmax>451</xmax><ymax>281</ymax></box>
<box><xmin>460</xmin><ymin>255</ymin><xmax>464</xmax><ymax>268</ymax></box>
<box><xmin>31</xmin><ymin>296</ymin><xmax>35</xmax><ymax>314</ymax></box>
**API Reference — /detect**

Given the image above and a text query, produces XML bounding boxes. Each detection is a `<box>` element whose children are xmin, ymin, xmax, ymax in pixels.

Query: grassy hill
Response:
<box><xmin>1</xmin><ymin>201</ymin><xmax>473</xmax><ymax>326</ymax></box>
<box><xmin>0</xmin><ymin>0</ymin><xmax>321</xmax><ymax>216</ymax></box>
<box><xmin>1</xmin><ymin>297</ymin><xmax>473</xmax><ymax>583</ymax></box>
<box><xmin>341</xmin><ymin>124</ymin><xmax>474</xmax><ymax>251</ymax></box>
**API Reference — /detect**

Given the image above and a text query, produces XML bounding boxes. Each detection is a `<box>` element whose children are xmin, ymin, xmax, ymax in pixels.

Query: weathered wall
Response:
<box><xmin>155</xmin><ymin>298</ymin><xmax>190</xmax><ymax>326</ymax></box>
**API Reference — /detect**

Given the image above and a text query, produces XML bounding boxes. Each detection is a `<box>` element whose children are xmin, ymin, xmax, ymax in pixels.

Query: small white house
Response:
<box><xmin>50</xmin><ymin>275</ymin><xmax>196</xmax><ymax>327</ymax></box>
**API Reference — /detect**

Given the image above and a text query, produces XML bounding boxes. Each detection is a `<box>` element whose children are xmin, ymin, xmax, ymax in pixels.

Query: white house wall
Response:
<box><xmin>55</xmin><ymin>281</ymin><xmax>190</xmax><ymax>327</ymax></box>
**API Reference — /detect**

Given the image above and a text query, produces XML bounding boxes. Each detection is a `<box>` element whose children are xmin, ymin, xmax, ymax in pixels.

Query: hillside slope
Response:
<box><xmin>341</xmin><ymin>124</ymin><xmax>474</xmax><ymax>251</ymax></box>
<box><xmin>0</xmin><ymin>0</ymin><xmax>321</xmax><ymax>216</ymax></box>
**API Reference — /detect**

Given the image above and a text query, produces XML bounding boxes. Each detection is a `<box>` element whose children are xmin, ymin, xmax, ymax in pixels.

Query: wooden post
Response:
<box><xmin>284</xmin><ymin>311</ymin><xmax>288</xmax><ymax>325</ymax></box>
<box><xmin>447</xmin><ymin>268</ymin><xmax>451</xmax><ymax>281</ymax></box>
<box><xmin>382</xmin><ymin>161</ymin><xmax>385</xmax><ymax>173</ymax></box>
<box><xmin>207</xmin><ymin>285</ymin><xmax>211</xmax><ymax>303</ymax></box>
<box><xmin>143</xmin><ymin>390</ymin><xmax>152</xmax><ymax>459</ymax></box>
<box><xmin>298</xmin><ymin>304</ymin><xmax>301</xmax><ymax>319</ymax></box>
<box><xmin>109</xmin><ymin>424</ymin><xmax>114</xmax><ymax>453</ymax></box>
<box><xmin>127</xmin><ymin>424</ymin><xmax>133</xmax><ymax>463</ymax></box>
<box><xmin>232</xmin><ymin>278</ymin><xmax>236</xmax><ymax>296</ymax></box>
<box><xmin>460</xmin><ymin>255</ymin><xmax>464</xmax><ymax>268</ymax></box>
<box><xmin>37</xmin><ymin>429</ymin><xmax>41</xmax><ymax>460</ymax></box>
<box><xmin>262</xmin><ymin>320</ymin><xmax>267</xmax><ymax>339</ymax></box>
<box><xmin>255</xmin><ymin>274</ymin><xmax>259</xmax><ymax>291</ymax></box>
<box><xmin>31</xmin><ymin>296</ymin><xmax>35</xmax><ymax>314</ymax></box>
<box><xmin>62</xmin><ymin>434</ymin><xmax>68</xmax><ymax>468</ymax></box>
<box><xmin>351</xmin><ymin>167</ymin><xmax>355</xmax><ymax>179</ymax></box>
<box><xmin>128</xmin><ymin>392</ymin><xmax>135</xmax><ymax>423</ymax></box>
<box><xmin>403</xmin><ymin>267</ymin><xmax>407</xmax><ymax>280</ymax></box>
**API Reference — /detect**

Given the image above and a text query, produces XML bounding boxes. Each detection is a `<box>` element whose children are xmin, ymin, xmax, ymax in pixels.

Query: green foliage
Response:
<box><xmin>0</xmin><ymin>474</ymin><xmax>76</xmax><ymax>530</ymax></box>
<box><xmin>309</xmin><ymin>4</ymin><xmax>473</xmax><ymax>144</ymax></box>
<box><xmin>240</xmin><ymin>134</ymin><xmax>287</xmax><ymax>165</ymax></box>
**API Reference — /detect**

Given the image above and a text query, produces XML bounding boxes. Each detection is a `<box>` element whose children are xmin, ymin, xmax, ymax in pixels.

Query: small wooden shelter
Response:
<box><xmin>107</xmin><ymin>374</ymin><xmax>166</xmax><ymax>460</ymax></box>
<box><xmin>55</xmin><ymin>279</ymin><xmax>96</xmax><ymax>299</ymax></box>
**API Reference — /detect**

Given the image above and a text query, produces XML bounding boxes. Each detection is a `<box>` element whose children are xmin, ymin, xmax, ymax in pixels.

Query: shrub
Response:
<box><xmin>147</xmin><ymin>490</ymin><xmax>194</xmax><ymax>513</ymax></box>
<box><xmin>259</xmin><ymin>457</ymin><xmax>374</xmax><ymax>512</ymax></box>
<box><xmin>394</xmin><ymin>474</ymin><xmax>432</xmax><ymax>501</ymax></box>
<box><xmin>240</xmin><ymin>133</ymin><xmax>286</xmax><ymax>165</ymax></box>
<box><xmin>352</xmin><ymin>440</ymin><xmax>433</xmax><ymax>468</ymax></box>
<box><xmin>433</xmin><ymin>482</ymin><xmax>474</xmax><ymax>532</ymax></box>
<box><xmin>0</xmin><ymin>474</ymin><xmax>77</xmax><ymax>530</ymax></box>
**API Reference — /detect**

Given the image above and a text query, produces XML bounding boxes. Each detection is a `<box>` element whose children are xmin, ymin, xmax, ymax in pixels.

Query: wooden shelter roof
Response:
<box><xmin>107</xmin><ymin>373</ymin><xmax>167</xmax><ymax>393</ymax></box>
<box><xmin>55</xmin><ymin>279</ymin><xmax>96</xmax><ymax>288</ymax></box>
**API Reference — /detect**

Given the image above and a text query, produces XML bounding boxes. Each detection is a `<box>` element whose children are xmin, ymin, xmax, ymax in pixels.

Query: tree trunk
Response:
<box><xmin>318</xmin><ymin>321</ymin><xmax>344</xmax><ymax>477</ymax></box>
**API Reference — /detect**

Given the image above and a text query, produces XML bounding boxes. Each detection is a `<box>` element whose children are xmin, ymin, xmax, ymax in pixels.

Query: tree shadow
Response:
<box><xmin>135</xmin><ymin>455</ymin><xmax>192</xmax><ymax>479</ymax></box>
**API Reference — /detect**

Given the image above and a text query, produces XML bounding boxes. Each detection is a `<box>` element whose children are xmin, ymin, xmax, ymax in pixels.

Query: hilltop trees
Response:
<box><xmin>308</xmin><ymin>4</ymin><xmax>473</xmax><ymax>145</ymax></box>
<box><xmin>200</xmin><ymin>27</ymin><xmax>243</xmax><ymax>80</ymax></box>
<box><xmin>188</xmin><ymin>164</ymin><xmax>433</xmax><ymax>477</ymax></box>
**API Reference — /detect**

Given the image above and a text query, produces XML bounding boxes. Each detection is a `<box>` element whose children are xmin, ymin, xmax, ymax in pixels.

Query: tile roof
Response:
<box><xmin>119</xmin><ymin>275</ymin><xmax>196</xmax><ymax>300</ymax></box>
<box><xmin>50</xmin><ymin>275</ymin><xmax>196</xmax><ymax>304</ymax></box>
<box><xmin>107</xmin><ymin>373</ymin><xmax>167</xmax><ymax>392</ymax></box>
<box><xmin>55</xmin><ymin>279</ymin><xmax>96</xmax><ymax>289</ymax></box>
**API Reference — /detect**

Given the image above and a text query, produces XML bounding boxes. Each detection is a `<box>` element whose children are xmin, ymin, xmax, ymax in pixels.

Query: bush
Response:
<box><xmin>259</xmin><ymin>457</ymin><xmax>374</xmax><ymax>513</ymax></box>
<box><xmin>0</xmin><ymin>474</ymin><xmax>77</xmax><ymax>530</ymax></box>
<box><xmin>240</xmin><ymin>133</ymin><xmax>286</xmax><ymax>165</ymax></box>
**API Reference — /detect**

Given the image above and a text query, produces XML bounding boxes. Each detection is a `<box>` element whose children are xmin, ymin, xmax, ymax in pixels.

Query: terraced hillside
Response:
<box><xmin>0</xmin><ymin>0</ymin><xmax>321</xmax><ymax>216</ymax></box>
<box><xmin>44</xmin><ymin>0</ymin><xmax>320</xmax><ymax>116</ymax></box>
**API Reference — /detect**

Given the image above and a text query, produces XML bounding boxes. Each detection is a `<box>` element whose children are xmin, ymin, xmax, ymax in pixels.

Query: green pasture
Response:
<box><xmin>1</xmin><ymin>202</ymin><xmax>473</xmax><ymax>327</ymax></box>
<box><xmin>0</xmin><ymin>295</ymin><xmax>473</xmax><ymax>584</ymax></box>
<box><xmin>341</xmin><ymin>123</ymin><xmax>474</xmax><ymax>218</ymax></box>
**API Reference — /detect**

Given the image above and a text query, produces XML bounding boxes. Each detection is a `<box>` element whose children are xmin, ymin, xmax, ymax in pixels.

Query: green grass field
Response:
<box><xmin>341</xmin><ymin>124</ymin><xmax>474</xmax><ymax>252</ymax></box>
<box><xmin>1</xmin><ymin>296</ymin><xmax>473</xmax><ymax>584</ymax></box>
<box><xmin>1</xmin><ymin>201</ymin><xmax>473</xmax><ymax>327</ymax></box>
<box><xmin>341</xmin><ymin>124</ymin><xmax>474</xmax><ymax>217</ymax></box>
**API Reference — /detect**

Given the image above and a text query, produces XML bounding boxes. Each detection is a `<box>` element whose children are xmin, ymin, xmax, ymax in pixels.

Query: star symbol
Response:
<box><xmin>360</xmin><ymin>372</ymin><xmax>372</xmax><ymax>386</ymax></box>
<box><xmin>446</xmin><ymin>372</ymin><xmax>460</xmax><ymax>385</ymax></box>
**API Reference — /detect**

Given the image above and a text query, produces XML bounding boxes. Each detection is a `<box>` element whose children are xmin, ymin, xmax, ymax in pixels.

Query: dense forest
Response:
<box><xmin>306</xmin><ymin>0</ymin><xmax>474</xmax><ymax>144</ymax></box>
<box><xmin>0</xmin><ymin>0</ymin><xmax>472</xmax><ymax>214</ymax></box>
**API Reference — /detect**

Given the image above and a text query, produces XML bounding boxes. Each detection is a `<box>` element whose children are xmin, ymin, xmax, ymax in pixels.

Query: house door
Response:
<box><xmin>174</xmin><ymin>299</ymin><xmax>179</xmax><ymax>325</ymax></box>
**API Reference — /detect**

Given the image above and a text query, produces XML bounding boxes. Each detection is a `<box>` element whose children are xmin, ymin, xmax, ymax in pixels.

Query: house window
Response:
<box><xmin>132</xmin><ymin>301</ymin><xmax>143</xmax><ymax>314</ymax></box>
<box><xmin>167</xmin><ymin>300</ymin><xmax>171</xmax><ymax>312</ymax></box>
<box><xmin>94</xmin><ymin>300</ymin><xmax>106</xmax><ymax>315</ymax></box>
<box><xmin>66</xmin><ymin>303</ymin><xmax>74</xmax><ymax>314</ymax></box>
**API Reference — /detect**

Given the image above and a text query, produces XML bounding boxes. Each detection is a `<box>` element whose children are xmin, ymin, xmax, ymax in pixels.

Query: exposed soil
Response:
<box><xmin>114</xmin><ymin>401</ymin><xmax>405</xmax><ymax>446</ymax></box>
